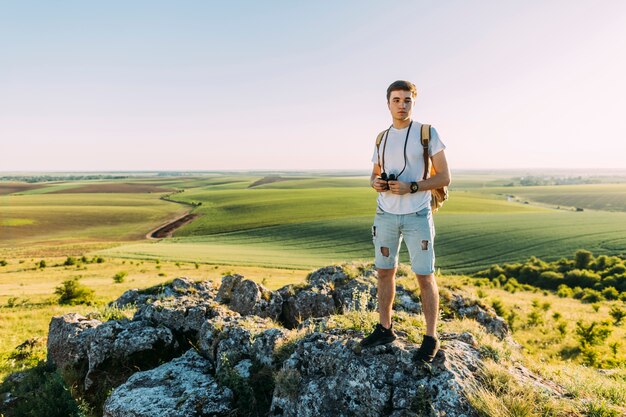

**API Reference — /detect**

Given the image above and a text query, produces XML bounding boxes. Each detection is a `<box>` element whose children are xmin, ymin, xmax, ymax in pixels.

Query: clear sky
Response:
<box><xmin>1</xmin><ymin>1</ymin><xmax>625</xmax><ymax>172</ymax></box>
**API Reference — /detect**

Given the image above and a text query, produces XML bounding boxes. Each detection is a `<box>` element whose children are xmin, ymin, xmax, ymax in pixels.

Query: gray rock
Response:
<box><xmin>109</xmin><ymin>277</ymin><xmax>216</xmax><ymax>308</ymax></box>
<box><xmin>83</xmin><ymin>319</ymin><xmax>180</xmax><ymax>393</ymax></box>
<box><xmin>215</xmin><ymin>274</ymin><xmax>244</xmax><ymax>303</ymax></box>
<box><xmin>448</xmin><ymin>294</ymin><xmax>510</xmax><ymax>339</ymax></box>
<box><xmin>279</xmin><ymin>284</ymin><xmax>337</xmax><ymax>329</ymax></box>
<box><xmin>394</xmin><ymin>286</ymin><xmax>423</xmax><ymax>314</ymax></box>
<box><xmin>271</xmin><ymin>330</ymin><xmax>480</xmax><ymax>417</ymax></box>
<box><xmin>227</xmin><ymin>278</ymin><xmax>284</xmax><ymax>320</ymax></box>
<box><xmin>306</xmin><ymin>265</ymin><xmax>351</xmax><ymax>287</ymax></box>
<box><xmin>332</xmin><ymin>277</ymin><xmax>378</xmax><ymax>313</ymax></box>
<box><xmin>133</xmin><ymin>295</ymin><xmax>237</xmax><ymax>337</ymax></box>
<box><xmin>46</xmin><ymin>313</ymin><xmax>101</xmax><ymax>372</ymax></box>
<box><xmin>103</xmin><ymin>349</ymin><xmax>233</xmax><ymax>417</ymax></box>
<box><xmin>199</xmin><ymin>315</ymin><xmax>292</xmax><ymax>372</ymax></box>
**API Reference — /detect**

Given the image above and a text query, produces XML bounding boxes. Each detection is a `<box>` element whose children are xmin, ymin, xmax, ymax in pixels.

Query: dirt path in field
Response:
<box><xmin>147</xmin><ymin>213</ymin><xmax>199</xmax><ymax>239</ymax></box>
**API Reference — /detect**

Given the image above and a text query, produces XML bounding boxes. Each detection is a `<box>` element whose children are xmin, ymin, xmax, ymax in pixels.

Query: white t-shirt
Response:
<box><xmin>371</xmin><ymin>121</ymin><xmax>446</xmax><ymax>215</ymax></box>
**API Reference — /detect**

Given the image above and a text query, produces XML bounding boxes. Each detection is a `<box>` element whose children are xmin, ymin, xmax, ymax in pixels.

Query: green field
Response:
<box><xmin>479</xmin><ymin>183</ymin><xmax>626</xmax><ymax>212</ymax></box>
<box><xmin>0</xmin><ymin>183</ymin><xmax>188</xmax><ymax>257</ymax></box>
<box><xmin>96</xmin><ymin>176</ymin><xmax>626</xmax><ymax>273</ymax></box>
<box><xmin>2</xmin><ymin>175</ymin><xmax>625</xmax><ymax>272</ymax></box>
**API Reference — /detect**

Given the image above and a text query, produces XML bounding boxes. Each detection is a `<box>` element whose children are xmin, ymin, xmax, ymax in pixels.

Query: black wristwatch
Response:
<box><xmin>410</xmin><ymin>182</ymin><xmax>419</xmax><ymax>193</ymax></box>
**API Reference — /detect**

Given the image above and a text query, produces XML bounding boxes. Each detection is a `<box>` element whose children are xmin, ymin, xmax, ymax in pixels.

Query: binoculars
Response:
<box><xmin>379</xmin><ymin>172</ymin><xmax>396</xmax><ymax>190</ymax></box>
<box><xmin>380</xmin><ymin>173</ymin><xmax>396</xmax><ymax>181</ymax></box>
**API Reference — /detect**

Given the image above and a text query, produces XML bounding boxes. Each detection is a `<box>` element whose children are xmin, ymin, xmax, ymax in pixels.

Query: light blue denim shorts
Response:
<box><xmin>372</xmin><ymin>206</ymin><xmax>436</xmax><ymax>275</ymax></box>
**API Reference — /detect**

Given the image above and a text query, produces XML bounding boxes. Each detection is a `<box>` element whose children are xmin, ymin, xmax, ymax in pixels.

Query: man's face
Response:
<box><xmin>387</xmin><ymin>90</ymin><xmax>414</xmax><ymax>121</ymax></box>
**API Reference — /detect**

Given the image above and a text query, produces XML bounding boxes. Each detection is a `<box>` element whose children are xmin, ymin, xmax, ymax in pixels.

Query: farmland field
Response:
<box><xmin>1</xmin><ymin>174</ymin><xmax>625</xmax><ymax>272</ymax></box>
<box><xmin>478</xmin><ymin>183</ymin><xmax>626</xmax><ymax>212</ymax></box>
<box><xmin>96</xmin><ymin>175</ymin><xmax>626</xmax><ymax>273</ymax></box>
<box><xmin>0</xmin><ymin>183</ymin><xmax>188</xmax><ymax>257</ymax></box>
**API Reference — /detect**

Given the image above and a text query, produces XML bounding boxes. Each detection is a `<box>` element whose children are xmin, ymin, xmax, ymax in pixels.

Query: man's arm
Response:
<box><xmin>370</xmin><ymin>163</ymin><xmax>387</xmax><ymax>193</ymax></box>
<box><xmin>387</xmin><ymin>150</ymin><xmax>451</xmax><ymax>194</ymax></box>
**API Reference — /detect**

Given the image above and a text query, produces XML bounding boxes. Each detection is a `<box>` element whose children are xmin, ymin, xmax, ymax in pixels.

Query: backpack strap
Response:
<box><xmin>375</xmin><ymin>130</ymin><xmax>387</xmax><ymax>171</ymax></box>
<box><xmin>421</xmin><ymin>124</ymin><xmax>431</xmax><ymax>180</ymax></box>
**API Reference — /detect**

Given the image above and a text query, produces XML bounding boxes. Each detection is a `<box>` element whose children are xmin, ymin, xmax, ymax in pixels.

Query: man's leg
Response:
<box><xmin>377</xmin><ymin>267</ymin><xmax>397</xmax><ymax>329</ymax></box>
<box><xmin>361</xmin><ymin>212</ymin><xmax>400</xmax><ymax>348</ymax></box>
<box><xmin>403</xmin><ymin>208</ymin><xmax>440</xmax><ymax>362</ymax></box>
<box><xmin>416</xmin><ymin>273</ymin><xmax>439</xmax><ymax>337</ymax></box>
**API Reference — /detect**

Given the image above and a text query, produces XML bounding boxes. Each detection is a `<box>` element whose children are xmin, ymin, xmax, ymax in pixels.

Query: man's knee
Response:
<box><xmin>416</xmin><ymin>273</ymin><xmax>436</xmax><ymax>286</ymax></box>
<box><xmin>377</xmin><ymin>268</ymin><xmax>396</xmax><ymax>280</ymax></box>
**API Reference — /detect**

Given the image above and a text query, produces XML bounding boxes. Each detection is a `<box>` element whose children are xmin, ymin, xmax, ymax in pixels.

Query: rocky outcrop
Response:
<box><xmin>271</xmin><ymin>331</ymin><xmax>480</xmax><ymax>417</ymax></box>
<box><xmin>103</xmin><ymin>349</ymin><xmax>233</xmax><ymax>417</ymax></box>
<box><xmin>448</xmin><ymin>293</ymin><xmax>510</xmax><ymax>340</ymax></box>
<box><xmin>217</xmin><ymin>274</ymin><xmax>284</xmax><ymax>320</ymax></box>
<box><xmin>47</xmin><ymin>313</ymin><xmax>101</xmax><ymax>372</ymax></box>
<box><xmin>44</xmin><ymin>264</ymin><xmax>558</xmax><ymax>417</ymax></box>
<box><xmin>82</xmin><ymin>319</ymin><xmax>180</xmax><ymax>394</ymax></box>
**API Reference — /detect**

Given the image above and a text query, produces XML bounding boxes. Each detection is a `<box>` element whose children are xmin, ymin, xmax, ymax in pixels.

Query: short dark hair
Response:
<box><xmin>386</xmin><ymin>80</ymin><xmax>417</xmax><ymax>102</ymax></box>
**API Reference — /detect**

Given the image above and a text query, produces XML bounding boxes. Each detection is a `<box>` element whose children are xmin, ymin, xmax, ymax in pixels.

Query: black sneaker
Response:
<box><xmin>360</xmin><ymin>323</ymin><xmax>397</xmax><ymax>348</ymax></box>
<box><xmin>414</xmin><ymin>335</ymin><xmax>440</xmax><ymax>363</ymax></box>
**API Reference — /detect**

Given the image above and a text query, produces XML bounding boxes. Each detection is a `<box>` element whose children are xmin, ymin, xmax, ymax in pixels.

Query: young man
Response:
<box><xmin>360</xmin><ymin>80</ymin><xmax>451</xmax><ymax>363</ymax></box>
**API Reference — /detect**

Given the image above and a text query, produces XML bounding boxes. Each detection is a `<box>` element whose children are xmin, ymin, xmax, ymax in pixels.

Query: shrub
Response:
<box><xmin>575</xmin><ymin>320</ymin><xmax>612</xmax><ymax>347</ymax></box>
<box><xmin>602</xmin><ymin>264</ymin><xmax>626</xmax><ymax>278</ymax></box>
<box><xmin>609</xmin><ymin>306</ymin><xmax>625</xmax><ymax>325</ymax></box>
<box><xmin>95</xmin><ymin>256</ymin><xmax>105</xmax><ymax>263</ymax></box>
<box><xmin>536</xmin><ymin>271</ymin><xmax>563</xmax><ymax>289</ymax></box>
<box><xmin>506</xmin><ymin>310</ymin><xmax>519</xmax><ymax>332</ymax></box>
<box><xmin>526</xmin><ymin>309</ymin><xmax>544</xmax><ymax>327</ymax></box>
<box><xmin>502</xmin><ymin>262</ymin><xmax>522</xmax><ymax>277</ymax></box>
<box><xmin>1</xmin><ymin>361</ymin><xmax>82</xmax><ymax>417</ymax></box>
<box><xmin>555</xmin><ymin>257</ymin><xmax>575</xmax><ymax>273</ymax></box>
<box><xmin>38</xmin><ymin>259</ymin><xmax>46</xmax><ymax>269</ymax></box>
<box><xmin>518</xmin><ymin>264</ymin><xmax>542</xmax><ymax>284</ymax></box>
<box><xmin>557</xmin><ymin>322</ymin><xmax>567</xmax><ymax>337</ymax></box>
<box><xmin>54</xmin><ymin>277</ymin><xmax>95</xmax><ymax>305</ymax></box>
<box><xmin>491</xmin><ymin>299</ymin><xmax>506</xmax><ymax>317</ymax></box>
<box><xmin>565</xmin><ymin>269</ymin><xmax>601</xmax><ymax>289</ymax></box>
<box><xmin>63</xmin><ymin>256</ymin><xmax>76</xmax><ymax>266</ymax></box>
<box><xmin>113</xmin><ymin>271</ymin><xmax>128</xmax><ymax>283</ymax></box>
<box><xmin>581</xmin><ymin>288</ymin><xmax>604</xmax><ymax>304</ymax></box>
<box><xmin>601</xmin><ymin>287</ymin><xmax>619</xmax><ymax>300</ymax></box>
<box><xmin>0</xmin><ymin>259</ymin><xmax>8</xmax><ymax>266</ymax></box>
<box><xmin>575</xmin><ymin>249</ymin><xmax>593</xmax><ymax>269</ymax></box>
<box><xmin>556</xmin><ymin>284</ymin><xmax>573</xmax><ymax>298</ymax></box>
<box><xmin>572</xmin><ymin>286</ymin><xmax>584</xmax><ymax>299</ymax></box>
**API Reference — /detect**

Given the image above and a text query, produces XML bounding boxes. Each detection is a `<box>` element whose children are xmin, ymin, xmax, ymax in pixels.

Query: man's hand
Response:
<box><xmin>371</xmin><ymin>177</ymin><xmax>388</xmax><ymax>193</ymax></box>
<box><xmin>387</xmin><ymin>180</ymin><xmax>410</xmax><ymax>195</ymax></box>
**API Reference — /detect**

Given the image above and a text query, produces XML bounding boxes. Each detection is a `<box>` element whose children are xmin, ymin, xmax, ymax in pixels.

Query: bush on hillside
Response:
<box><xmin>556</xmin><ymin>284</ymin><xmax>573</xmax><ymax>298</ymax></box>
<box><xmin>609</xmin><ymin>306</ymin><xmax>625</xmax><ymax>326</ymax></box>
<box><xmin>564</xmin><ymin>269</ymin><xmax>601</xmax><ymax>288</ymax></box>
<box><xmin>113</xmin><ymin>271</ymin><xmax>128</xmax><ymax>283</ymax></box>
<box><xmin>580</xmin><ymin>288</ymin><xmax>605</xmax><ymax>304</ymax></box>
<box><xmin>474</xmin><ymin>250</ymin><xmax>626</xmax><ymax>300</ymax></box>
<box><xmin>0</xmin><ymin>259</ymin><xmax>8</xmax><ymax>266</ymax></box>
<box><xmin>536</xmin><ymin>271</ymin><xmax>564</xmax><ymax>290</ymax></box>
<box><xmin>63</xmin><ymin>256</ymin><xmax>77</xmax><ymax>266</ymax></box>
<box><xmin>575</xmin><ymin>250</ymin><xmax>594</xmax><ymax>270</ymax></box>
<box><xmin>575</xmin><ymin>320</ymin><xmax>612</xmax><ymax>348</ymax></box>
<box><xmin>601</xmin><ymin>287</ymin><xmax>619</xmax><ymax>301</ymax></box>
<box><xmin>602</xmin><ymin>264</ymin><xmax>626</xmax><ymax>278</ymax></box>
<box><xmin>0</xmin><ymin>361</ymin><xmax>82</xmax><ymax>417</ymax></box>
<box><xmin>54</xmin><ymin>277</ymin><xmax>95</xmax><ymax>305</ymax></box>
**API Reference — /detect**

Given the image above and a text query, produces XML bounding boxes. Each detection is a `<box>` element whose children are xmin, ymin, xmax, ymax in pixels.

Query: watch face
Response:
<box><xmin>411</xmin><ymin>182</ymin><xmax>418</xmax><ymax>192</ymax></box>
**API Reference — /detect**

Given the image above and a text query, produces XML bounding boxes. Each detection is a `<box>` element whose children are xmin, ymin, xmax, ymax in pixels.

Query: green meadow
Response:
<box><xmin>96</xmin><ymin>176</ymin><xmax>626</xmax><ymax>273</ymax></box>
